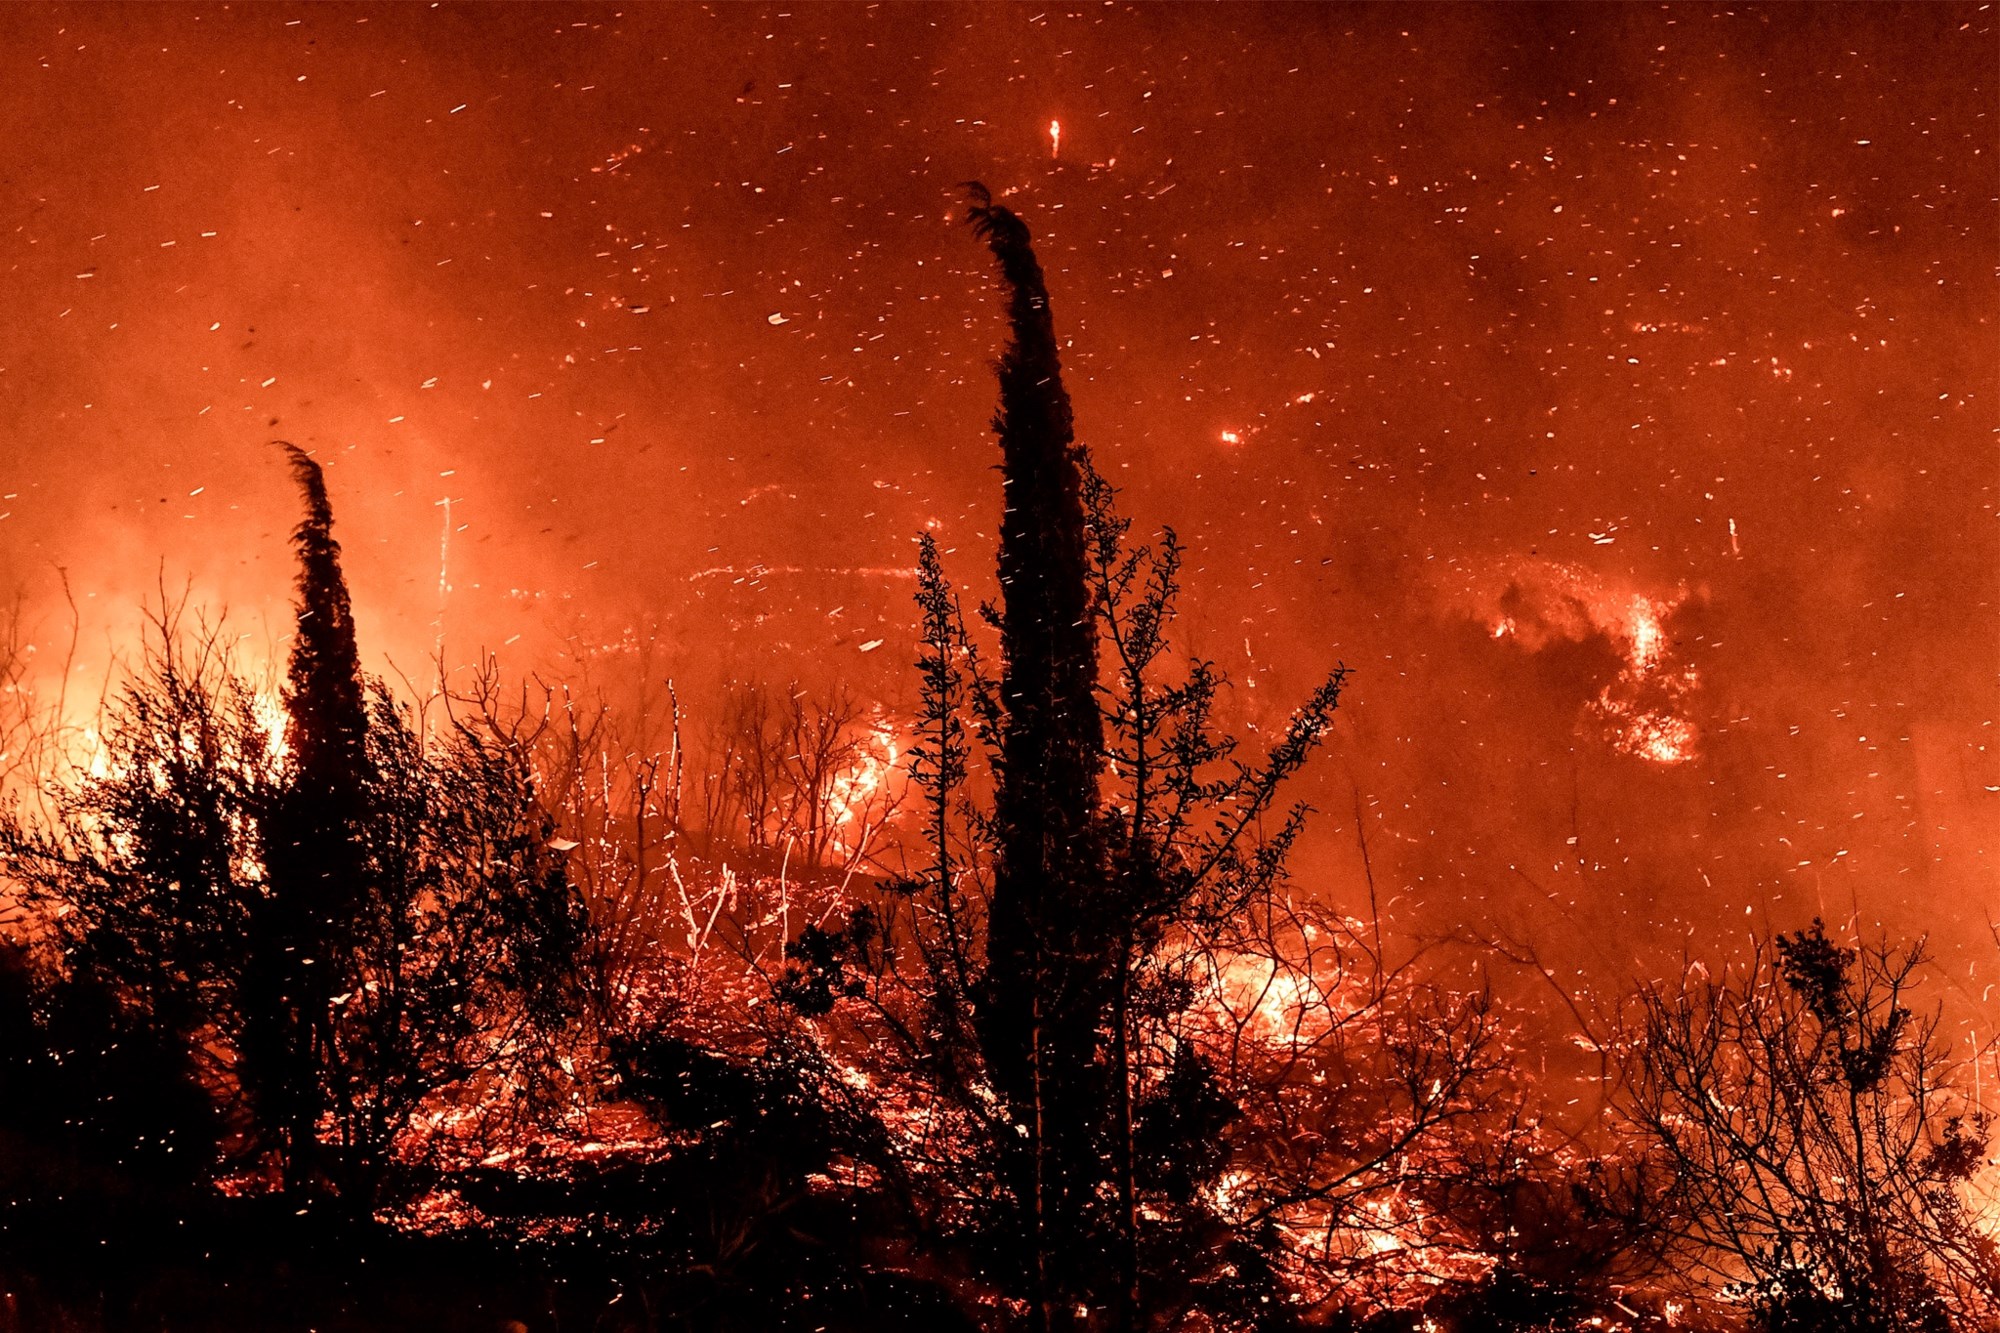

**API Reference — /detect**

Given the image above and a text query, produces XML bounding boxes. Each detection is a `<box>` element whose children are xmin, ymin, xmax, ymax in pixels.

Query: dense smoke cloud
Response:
<box><xmin>0</xmin><ymin>4</ymin><xmax>1989</xmax><ymax>996</ymax></box>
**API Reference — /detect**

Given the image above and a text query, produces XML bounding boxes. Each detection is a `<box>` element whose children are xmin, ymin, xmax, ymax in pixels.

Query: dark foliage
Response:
<box><xmin>749</xmin><ymin>197</ymin><xmax>1359</xmax><ymax>1332</ymax></box>
<box><xmin>1</xmin><ymin>451</ymin><xmax>590</xmax><ymax>1216</ymax></box>
<box><xmin>1630</xmin><ymin>919</ymin><xmax>1999</xmax><ymax>1330</ymax></box>
<box><xmin>616</xmin><ymin>1031</ymin><xmax>839</xmax><ymax>1200</ymax></box>
<box><xmin>242</xmin><ymin>443</ymin><xmax>376</xmax><ymax>1196</ymax></box>
<box><xmin>964</xmin><ymin>182</ymin><xmax>1120</xmax><ymax>1320</ymax></box>
<box><xmin>0</xmin><ymin>940</ymin><xmax>217</xmax><ymax>1183</ymax></box>
<box><xmin>0</xmin><ymin>608</ymin><xmax>273</xmax><ymax>1142</ymax></box>
<box><xmin>455</xmin><ymin>1029</ymin><xmax>978</xmax><ymax>1333</ymax></box>
<box><xmin>1132</xmin><ymin>1045</ymin><xmax>1237</xmax><ymax>1207</ymax></box>
<box><xmin>1745</xmin><ymin>1265</ymin><xmax>1948</xmax><ymax>1333</ymax></box>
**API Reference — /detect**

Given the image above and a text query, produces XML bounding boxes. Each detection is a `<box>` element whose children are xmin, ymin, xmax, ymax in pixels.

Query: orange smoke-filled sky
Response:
<box><xmin>0</xmin><ymin>3</ymin><xmax>1991</xmax><ymax>984</ymax></box>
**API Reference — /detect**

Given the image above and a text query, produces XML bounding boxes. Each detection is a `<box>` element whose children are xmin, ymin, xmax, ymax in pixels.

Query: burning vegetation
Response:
<box><xmin>0</xmin><ymin>184</ymin><xmax>1989</xmax><ymax>1333</ymax></box>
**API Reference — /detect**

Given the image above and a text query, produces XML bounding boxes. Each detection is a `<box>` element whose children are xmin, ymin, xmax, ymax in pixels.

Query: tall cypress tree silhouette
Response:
<box><xmin>274</xmin><ymin>444</ymin><xmax>369</xmax><ymax>822</ymax></box>
<box><xmin>242</xmin><ymin>443</ymin><xmax>372</xmax><ymax>1197</ymax></box>
<box><xmin>964</xmin><ymin>184</ymin><xmax>1112</xmax><ymax>1325</ymax></box>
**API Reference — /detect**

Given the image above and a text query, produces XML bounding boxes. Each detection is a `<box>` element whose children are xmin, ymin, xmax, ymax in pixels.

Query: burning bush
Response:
<box><xmin>0</xmin><ymin>449</ymin><xmax>591</xmax><ymax>1212</ymax></box>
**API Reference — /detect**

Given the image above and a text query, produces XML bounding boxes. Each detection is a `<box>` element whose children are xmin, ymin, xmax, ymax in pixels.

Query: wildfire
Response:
<box><xmin>1624</xmin><ymin>595</ymin><xmax>1667</xmax><ymax>672</ymax></box>
<box><xmin>56</xmin><ymin>675</ymin><xmax>290</xmax><ymax>789</ymax></box>
<box><xmin>1458</xmin><ymin>560</ymin><xmax>1702</xmax><ymax>766</ymax></box>
<box><xmin>1589</xmin><ymin>592</ymin><xmax>1699</xmax><ymax>765</ymax></box>
<box><xmin>252</xmin><ymin>688</ymin><xmax>291</xmax><ymax>764</ymax></box>
<box><xmin>1206</xmin><ymin>949</ymin><xmax>1336</xmax><ymax>1046</ymax></box>
<box><xmin>1616</xmin><ymin>704</ymin><xmax>1696</xmax><ymax>768</ymax></box>
<box><xmin>77</xmin><ymin>723</ymin><xmax>110</xmax><ymax>780</ymax></box>
<box><xmin>825</xmin><ymin>714</ymin><xmax>900</xmax><ymax>858</ymax></box>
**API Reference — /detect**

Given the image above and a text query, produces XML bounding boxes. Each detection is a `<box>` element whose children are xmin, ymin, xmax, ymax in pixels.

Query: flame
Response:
<box><xmin>78</xmin><ymin>722</ymin><xmax>110</xmax><ymax>780</ymax></box>
<box><xmin>251</xmin><ymin>689</ymin><xmax>291</xmax><ymax>765</ymax></box>
<box><xmin>1206</xmin><ymin>1167</ymin><xmax>1255</xmax><ymax>1213</ymax></box>
<box><xmin>1207</xmin><ymin>950</ymin><xmax>1334</xmax><ymax>1046</ymax></box>
<box><xmin>1461</xmin><ymin>560</ymin><xmax>1702</xmax><ymax>766</ymax></box>
<box><xmin>1624</xmin><ymin>594</ymin><xmax>1667</xmax><ymax>672</ymax></box>
<box><xmin>1049</xmin><ymin>119</ymin><xmax>1061</xmax><ymax>159</ymax></box>
<box><xmin>1602</xmin><ymin>698</ymin><xmax>1698</xmax><ymax>766</ymax></box>
<box><xmin>826</xmin><ymin>714</ymin><xmax>899</xmax><ymax>856</ymax></box>
<box><xmin>58</xmin><ymin>683</ymin><xmax>290</xmax><ymax>787</ymax></box>
<box><xmin>1591</xmin><ymin>592</ymin><xmax>1699</xmax><ymax>765</ymax></box>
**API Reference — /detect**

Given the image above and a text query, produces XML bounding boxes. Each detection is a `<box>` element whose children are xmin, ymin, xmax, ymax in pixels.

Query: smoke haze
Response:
<box><xmin>0</xmin><ymin>3</ymin><xmax>1990</xmax><ymax>994</ymax></box>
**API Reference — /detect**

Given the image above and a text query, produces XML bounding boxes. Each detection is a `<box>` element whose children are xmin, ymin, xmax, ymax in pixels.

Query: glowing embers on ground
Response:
<box><xmin>1470</xmin><ymin>558</ymin><xmax>1703</xmax><ymax>766</ymax></box>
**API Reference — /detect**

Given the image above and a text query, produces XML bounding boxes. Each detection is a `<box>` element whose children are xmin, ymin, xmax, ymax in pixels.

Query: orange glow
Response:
<box><xmin>1458</xmin><ymin>560</ymin><xmax>1702</xmax><ymax>766</ymax></box>
<box><xmin>0</xmin><ymin>1</ymin><xmax>1975</xmax><ymax>1020</ymax></box>
<box><xmin>825</xmin><ymin>714</ymin><xmax>901</xmax><ymax>860</ymax></box>
<box><xmin>0</xmin><ymin>14</ymin><xmax>1985</xmax><ymax>1320</ymax></box>
<box><xmin>1205</xmin><ymin>949</ymin><xmax>1336</xmax><ymax>1046</ymax></box>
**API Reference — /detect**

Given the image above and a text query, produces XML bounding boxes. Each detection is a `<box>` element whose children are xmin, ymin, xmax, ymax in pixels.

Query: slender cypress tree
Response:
<box><xmin>274</xmin><ymin>444</ymin><xmax>369</xmax><ymax>820</ymax></box>
<box><xmin>241</xmin><ymin>443</ymin><xmax>372</xmax><ymax>1197</ymax></box>
<box><xmin>964</xmin><ymin>185</ymin><xmax>1113</xmax><ymax>1324</ymax></box>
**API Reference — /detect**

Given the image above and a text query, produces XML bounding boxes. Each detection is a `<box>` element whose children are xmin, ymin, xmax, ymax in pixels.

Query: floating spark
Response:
<box><xmin>1048</xmin><ymin>119</ymin><xmax>1060</xmax><ymax>159</ymax></box>
<box><xmin>436</xmin><ymin>494</ymin><xmax>453</xmax><ymax>658</ymax></box>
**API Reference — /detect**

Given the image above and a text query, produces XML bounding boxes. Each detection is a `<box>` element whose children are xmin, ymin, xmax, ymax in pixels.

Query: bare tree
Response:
<box><xmin>1628</xmin><ymin>920</ymin><xmax>1999</xmax><ymax>1331</ymax></box>
<box><xmin>0</xmin><ymin>588</ymin><xmax>74</xmax><ymax>804</ymax></box>
<box><xmin>684</xmin><ymin>677</ymin><xmax>903</xmax><ymax>876</ymax></box>
<box><xmin>485</xmin><ymin>669</ymin><xmax>687</xmax><ymax>1042</ymax></box>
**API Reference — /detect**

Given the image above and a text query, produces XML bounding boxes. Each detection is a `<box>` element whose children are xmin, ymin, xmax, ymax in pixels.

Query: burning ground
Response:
<box><xmin>0</xmin><ymin>4</ymin><xmax>1990</xmax><ymax>1332</ymax></box>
